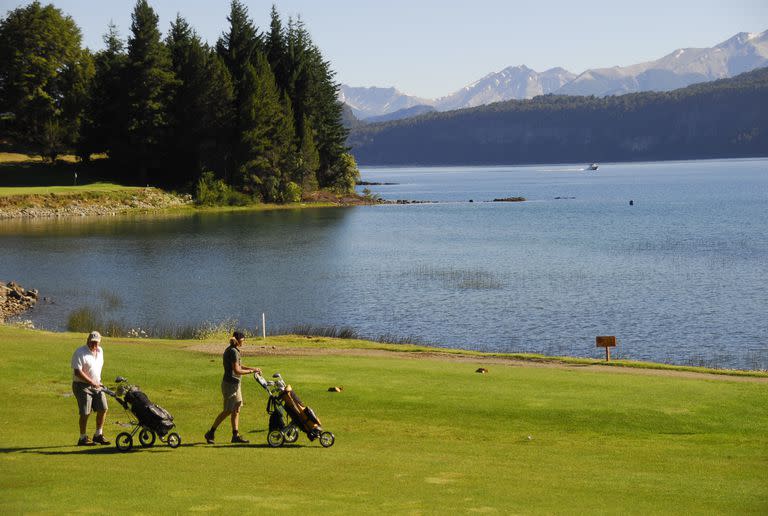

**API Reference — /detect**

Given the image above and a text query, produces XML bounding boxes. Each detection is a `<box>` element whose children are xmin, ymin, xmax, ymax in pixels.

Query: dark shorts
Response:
<box><xmin>221</xmin><ymin>380</ymin><xmax>243</xmax><ymax>412</ymax></box>
<box><xmin>72</xmin><ymin>382</ymin><xmax>108</xmax><ymax>416</ymax></box>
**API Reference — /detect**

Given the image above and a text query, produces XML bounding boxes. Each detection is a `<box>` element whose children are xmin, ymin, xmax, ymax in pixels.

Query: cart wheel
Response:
<box><xmin>319</xmin><ymin>431</ymin><xmax>335</xmax><ymax>448</ymax></box>
<box><xmin>284</xmin><ymin>426</ymin><xmax>299</xmax><ymax>444</ymax></box>
<box><xmin>116</xmin><ymin>432</ymin><xmax>133</xmax><ymax>452</ymax></box>
<box><xmin>166</xmin><ymin>432</ymin><xmax>181</xmax><ymax>449</ymax></box>
<box><xmin>267</xmin><ymin>430</ymin><xmax>285</xmax><ymax>447</ymax></box>
<box><xmin>139</xmin><ymin>428</ymin><xmax>156</xmax><ymax>448</ymax></box>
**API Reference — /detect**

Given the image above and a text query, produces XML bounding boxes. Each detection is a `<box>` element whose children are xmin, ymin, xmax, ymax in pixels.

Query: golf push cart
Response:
<box><xmin>102</xmin><ymin>376</ymin><xmax>181</xmax><ymax>452</ymax></box>
<box><xmin>254</xmin><ymin>372</ymin><xmax>335</xmax><ymax>448</ymax></box>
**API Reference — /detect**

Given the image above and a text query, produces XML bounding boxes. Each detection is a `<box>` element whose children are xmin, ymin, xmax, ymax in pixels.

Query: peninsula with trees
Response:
<box><xmin>0</xmin><ymin>0</ymin><xmax>360</xmax><ymax>213</ymax></box>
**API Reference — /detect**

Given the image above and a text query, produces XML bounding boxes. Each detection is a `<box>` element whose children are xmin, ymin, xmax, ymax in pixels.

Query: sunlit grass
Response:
<box><xmin>0</xmin><ymin>183</ymin><xmax>141</xmax><ymax>197</ymax></box>
<box><xmin>0</xmin><ymin>325</ymin><xmax>766</xmax><ymax>514</ymax></box>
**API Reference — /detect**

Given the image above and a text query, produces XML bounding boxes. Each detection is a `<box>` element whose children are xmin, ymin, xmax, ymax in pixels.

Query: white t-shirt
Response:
<box><xmin>71</xmin><ymin>345</ymin><xmax>104</xmax><ymax>384</ymax></box>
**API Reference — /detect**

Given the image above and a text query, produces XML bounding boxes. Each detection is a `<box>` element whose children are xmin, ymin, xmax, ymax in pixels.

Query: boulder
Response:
<box><xmin>1</xmin><ymin>281</ymin><xmax>38</xmax><ymax>321</ymax></box>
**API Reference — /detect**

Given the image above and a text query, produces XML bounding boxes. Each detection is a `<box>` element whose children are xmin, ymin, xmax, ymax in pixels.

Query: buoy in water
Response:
<box><xmin>629</xmin><ymin>200</ymin><xmax>634</xmax><ymax>206</ymax></box>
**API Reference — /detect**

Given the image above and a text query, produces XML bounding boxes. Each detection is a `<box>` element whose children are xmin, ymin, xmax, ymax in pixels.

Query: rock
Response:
<box><xmin>1</xmin><ymin>281</ymin><xmax>38</xmax><ymax>321</ymax></box>
<box><xmin>492</xmin><ymin>197</ymin><xmax>526</xmax><ymax>202</ymax></box>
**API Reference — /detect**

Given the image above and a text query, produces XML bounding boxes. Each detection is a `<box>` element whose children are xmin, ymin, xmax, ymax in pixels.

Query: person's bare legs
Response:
<box><xmin>230</xmin><ymin>405</ymin><xmax>241</xmax><ymax>434</ymax></box>
<box><xmin>79</xmin><ymin>414</ymin><xmax>89</xmax><ymax>434</ymax></box>
<box><xmin>210</xmin><ymin>410</ymin><xmax>231</xmax><ymax>432</ymax></box>
<box><xmin>95</xmin><ymin>410</ymin><xmax>107</xmax><ymax>434</ymax></box>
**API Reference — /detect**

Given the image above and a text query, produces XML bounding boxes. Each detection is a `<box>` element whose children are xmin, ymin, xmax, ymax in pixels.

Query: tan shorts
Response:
<box><xmin>72</xmin><ymin>382</ymin><xmax>108</xmax><ymax>415</ymax></box>
<box><xmin>221</xmin><ymin>380</ymin><xmax>243</xmax><ymax>412</ymax></box>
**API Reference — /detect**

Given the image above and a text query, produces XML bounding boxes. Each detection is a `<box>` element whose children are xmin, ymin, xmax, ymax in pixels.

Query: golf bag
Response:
<box><xmin>123</xmin><ymin>387</ymin><xmax>175</xmax><ymax>437</ymax></box>
<box><xmin>267</xmin><ymin>387</ymin><xmax>321</xmax><ymax>437</ymax></box>
<box><xmin>255</xmin><ymin>372</ymin><xmax>335</xmax><ymax>447</ymax></box>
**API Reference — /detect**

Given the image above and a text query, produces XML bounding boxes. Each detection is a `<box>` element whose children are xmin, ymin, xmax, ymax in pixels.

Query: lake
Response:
<box><xmin>1</xmin><ymin>159</ymin><xmax>767</xmax><ymax>369</ymax></box>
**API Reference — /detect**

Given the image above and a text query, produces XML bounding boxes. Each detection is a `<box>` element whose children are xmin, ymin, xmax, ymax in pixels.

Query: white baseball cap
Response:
<box><xmin>87</xmin><ymin>331</ymin><xmax>102</xmax><ymax>343</ymax></box>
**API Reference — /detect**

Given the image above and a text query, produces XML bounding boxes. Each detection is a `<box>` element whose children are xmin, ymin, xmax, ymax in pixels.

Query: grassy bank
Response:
<box><xmin>1</xmin><ymin>325</ymin><xmax>766</xmax><ymax>514</ymax></box>
<box><xmin>0</xmin><ymin>152</ymin><xmax>371</xmax><ymax>216</ymax></box>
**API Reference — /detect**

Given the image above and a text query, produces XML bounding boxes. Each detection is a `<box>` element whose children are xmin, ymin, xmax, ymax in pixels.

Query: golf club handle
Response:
<box><xmin>98</xmin><ymin>385</ymin><xmax>115</xmax><ymax>395</ymax></box>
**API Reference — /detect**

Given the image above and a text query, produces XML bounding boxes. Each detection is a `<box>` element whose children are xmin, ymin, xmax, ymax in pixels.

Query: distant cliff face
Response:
<box><xmin>348</xmin><ymin>68</ymin><xmax>768</xmax><ymax>166</ymax></box>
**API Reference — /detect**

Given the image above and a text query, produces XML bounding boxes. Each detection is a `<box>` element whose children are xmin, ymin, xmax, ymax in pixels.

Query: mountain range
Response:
<box><xmin>348</xmin><ymin>67</ymin><xmax>768</xmax><ymax>166</ymax></box>
<box><xmin>341</xmin><ymin>30</ymin><xmax>768</xmax><ymax>121</ymax></box>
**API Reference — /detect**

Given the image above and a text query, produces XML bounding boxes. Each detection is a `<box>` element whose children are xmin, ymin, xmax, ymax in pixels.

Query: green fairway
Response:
<box><xmin>0</xmin><ymin>326</ymin><xmax>766</xmax><ymax>514</ymax></box>
<box><xmin>0</xmin><ymin>182</ymin><xmax>140</xmax><ymax>197</ymax></box>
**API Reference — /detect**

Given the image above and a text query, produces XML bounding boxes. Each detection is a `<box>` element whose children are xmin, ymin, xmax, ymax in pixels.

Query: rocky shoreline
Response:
<box><xmin>0</xmin><ymin>281</ymin><xmax>38</xmax><ymax>322</ymax></box>
<box><xmin>0</xmin><ymin>188</ymin><xmax>192</xmax><ymax>220</ymax></box>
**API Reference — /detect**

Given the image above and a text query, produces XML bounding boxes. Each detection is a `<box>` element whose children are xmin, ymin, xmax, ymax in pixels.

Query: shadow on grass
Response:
<box><xmin>0</xmin><ymin>445</ymin><xmax>155</xmax><ymax>455</ymax></box>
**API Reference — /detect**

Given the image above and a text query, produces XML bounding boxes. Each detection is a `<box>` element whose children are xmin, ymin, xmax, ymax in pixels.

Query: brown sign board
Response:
<box><xmin>596</xmin><ymin>336</ymin><xmax>616</xmax><ymax>348</ymax></box>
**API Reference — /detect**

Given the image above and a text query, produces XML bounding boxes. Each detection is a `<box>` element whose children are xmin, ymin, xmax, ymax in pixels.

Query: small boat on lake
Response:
<box><xmin>587</xmin><ymin>163</ymin><xmax>599</xmax><ymax>171</ymax></box>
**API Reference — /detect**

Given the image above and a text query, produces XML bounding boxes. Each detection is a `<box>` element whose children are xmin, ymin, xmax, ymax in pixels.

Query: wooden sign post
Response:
<box><xmin>596</xmin><ymin>336</ymin><xmax>617</xmax><ymax>362</ymax></box>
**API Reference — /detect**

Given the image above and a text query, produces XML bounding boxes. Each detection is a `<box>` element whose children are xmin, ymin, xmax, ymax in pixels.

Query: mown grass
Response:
<box><xmin>0</xmin><ymin>151</ymin><xmax>135</xmax><ymax>197</ymax></box>
<box><xmin>0</xmin><ymin>325</ymin><xmax>766</xmax><ymax>514</ymax></box>
<box><xmin>0</xmin><ymin>183</ymin><xmax>141</xmax><ymax>197</ymax></box>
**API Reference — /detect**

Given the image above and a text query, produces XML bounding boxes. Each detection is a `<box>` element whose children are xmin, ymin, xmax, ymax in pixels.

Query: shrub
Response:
<box><xmin>195</xmin><ymin>171</ymin><xmax>250</xmax><ymax>206</ymax></box>
<box><xmin>329</xmin><ymin>153</ymin><xmax>360</xmax><ymax>194</ymax></box>
<box><xmin>283</xmin><ymin>181</ymin><xmax>302</xmax><ymax>203</ymax></box>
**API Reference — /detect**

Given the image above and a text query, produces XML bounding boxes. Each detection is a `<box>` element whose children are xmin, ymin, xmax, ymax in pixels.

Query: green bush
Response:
<box><xmin>195</xmin><ymin>171</ymin><xmax>250</xmax><ymax>206</ymax></box>
<box><xmin>330</xmin><ymin>153</ymin><xmax>360</xmax><ymax>194</ymax></box>
<box><xmin>283</xmin><ymin>181</ymin><xmax>302</xmax><ymax>203</ymax></box>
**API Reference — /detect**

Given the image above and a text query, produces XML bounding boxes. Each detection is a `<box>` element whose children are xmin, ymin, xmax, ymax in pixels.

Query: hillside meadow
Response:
<box><xmin>0</xmin><ymin>325</ymin><xmax>766</xmax><ymax>514</ymax></box>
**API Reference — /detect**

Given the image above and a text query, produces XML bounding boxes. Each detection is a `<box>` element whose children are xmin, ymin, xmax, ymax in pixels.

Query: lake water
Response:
<box><xmin>2</xmin><ymin>159</ymin><xmax>767</xmax><ymax>369</ymax></box>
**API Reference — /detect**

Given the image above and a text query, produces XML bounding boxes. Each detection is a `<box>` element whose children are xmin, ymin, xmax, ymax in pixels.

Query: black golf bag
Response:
<box><xmin>123</xmin><ymin>387</ymin><xmax>175</xmax><ymax>437</ymax></box>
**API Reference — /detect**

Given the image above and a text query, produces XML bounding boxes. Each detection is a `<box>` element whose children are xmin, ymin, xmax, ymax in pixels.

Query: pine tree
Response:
<box><xmin>286</xmin><ymin>18</ymin><xmax>352</xmax><ymax>191</ymax></box>
<box><xmin>166</xmin><ymin>16</ymin><xmax>235</xmax><ymax>186</ymax></box>
<box><xmin>295</xmin><ymin>115</ymin><xmax>320</xmax><ymax>191</ymax></box>
<box><xmin>0</xmin><ymin>1</ymin><xmax>88</xmax><ymax>158</ymax></box>
<box><xmin>216</xmin><ymin>0</ymin><xmax>262</xmax><ymax>183</ymax></box>
<box><xmin>80</xmin><ymin>23</ymin><xmax>128</xmax><ymax>164</ymax></box>
<box><xmin>238</xmin><ymin>54</ymin><xmax>295</xmax><ymax>202</ymax></box>
<box><xmin>266</xmin><ymin>5</ymin><xmax>289</xmax><ymax>94</ymax></box>
<box><xmin>124</xmin><ymin>0</ymin><xmax>175</xmax><ymax>185</ymax></box>
<box><xmin>166</xmin><ymin>15</ymin><xmax>203</xmax><ymax>186</ymax></box>
<box><xmin>216</xmin><ymin>0</ymin><xmax>261</xmax><ymax>85</ymax></box>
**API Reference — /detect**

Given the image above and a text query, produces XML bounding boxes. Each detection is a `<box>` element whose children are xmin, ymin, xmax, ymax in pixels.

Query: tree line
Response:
<box><xmin>0</xmin><ymin>1</ymin><xmax>359</xmax><ymax>202</ymax></box>
<box><xmin>348</xmin><ymin>67</ymin><xmax>768</xmax><ymax>166</ymax></box>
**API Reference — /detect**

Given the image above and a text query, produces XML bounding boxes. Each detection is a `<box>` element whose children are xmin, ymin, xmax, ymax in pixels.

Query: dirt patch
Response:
<box><xmin>185</xmin><ymin>343</ymin><xmax>768</xmax><ymax>384</ymax></box>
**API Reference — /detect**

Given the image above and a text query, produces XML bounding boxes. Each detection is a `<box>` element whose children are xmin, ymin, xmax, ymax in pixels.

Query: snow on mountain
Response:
<box><xmin>340</xmin><ymin>30</ymin><xmax>768</xmax><ymax>117</ymax></box>
<box><xmin>339</xmin><ymin>85</ymin><xmax>433</xmax><ymax>120</ymax></box>
<box><xmin>434</xmin><ymin>66</ymin><xmax>576</xmax><ymax>111</ymax></box>
<box><xmin>556</xmin><ymin>30</ymin><xmax>768</xmax><ymax>96</ymax></box>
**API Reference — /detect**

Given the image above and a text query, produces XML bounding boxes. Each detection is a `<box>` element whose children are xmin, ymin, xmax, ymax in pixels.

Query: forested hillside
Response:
<box><xmin>349</xmin><ymin>68</ymin><xmax>768</xmax><ymax>165</ymax></box>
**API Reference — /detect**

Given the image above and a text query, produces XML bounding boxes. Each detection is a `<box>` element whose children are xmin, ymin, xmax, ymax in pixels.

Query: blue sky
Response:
<box><xmin>2</xmin><ymin>0</ymin><xmax>767</xmax><ymax>98</ymax></box>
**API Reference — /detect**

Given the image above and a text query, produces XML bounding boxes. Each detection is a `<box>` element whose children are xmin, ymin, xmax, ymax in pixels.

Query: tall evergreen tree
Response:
<box><xmin>238</xmin><ymin>54</ymin><xmax>295</xmax><ymax>202</ymax></box>
<box><xmin>265</xmin><ymin>5</ymin><xmax>289</xmax><ymax>94</ymax></box>
<box><xmin>295</xmin><ymin>115</ymin><xmax>320</xmax><ymax>191</ymax></box>
<box><xmin>80</xmin><ymin>23</ymin><xmax>128</xmax><ymax>163</ymax></box>
<box><xmin>201</xmin><ymin>52</ymin><xmax>236</xmax><ymax>179</ymax></box>
<box><xmin>216</xmin><ymin>0</ymin><xmax>261</xmax><ymax>85</ymax></box>
<box><xmin>124</xmin><ymin>0</ymin><xmax>175</xmax><ymax>185</ymax></box>
<box><xmin>286</xmin><ymin>18</ymin><xmax>352</xmax><ymax>190</ymax></box>
<box><xmin>216</xmin><ymin>0</ymin><xmax>262</xmax><ymax>183</ymax></box>
<box><xmin>166</xmin><ymin>15</ymin><xmax>235</xmax><ymax>186</ymax></box>
<box><xmin>0</xmin><ymin>1</ymin><xmax>89</xmax><ymax>158</ymax></box>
